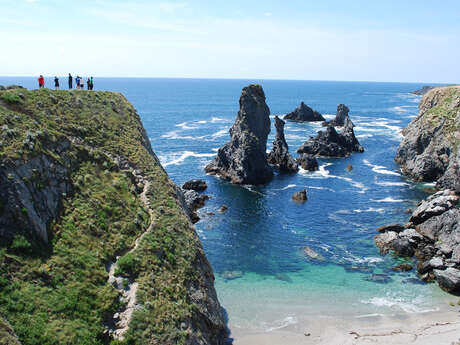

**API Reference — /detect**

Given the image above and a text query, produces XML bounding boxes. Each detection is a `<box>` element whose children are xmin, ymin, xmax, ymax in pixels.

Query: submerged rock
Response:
<box><xmin>218</xmin><ymin>205</ymin><xmax>228</xmax><ymax>213</ymax></box>
<box><xmin>182</xmin><ymin>179</ymin><xmax>207</xmax><ymax>191</ymax></box>
<box><xmin>297</xmin><ymin>117</ymin><xmax>364</xmax><ymax>157</ymax></box>
<box><xmin>392</xmin><ymin>264</ymin><xmax>413</xmax><ymax>272</ymax></box>
<box><xmin>296</xmin><ymin>153</ymin><xmax>318</xmax><ymax>171</ymax></box>
<box><xmin>283</xmin><ymin>102</ymin><xmax>325</xmax><ymax>122</ymax></box>
<box><xmin>267</xmin><ymin>116</ymin><xmax>298</xmax><ymax>172</ymax></box>
<box><xmin>303</xmin><ymin>246</ymin><xmax>324</xmax><ymax>261</ymax></box>
<box><xmin>292</xmin><ymin>189</ymin><xmax>307</xmax><ymax>202</ymax></box>
<box><xmin>205</xmin><ymin>84</ymin><xmax>273</xmax><ymax>185</ymax></box>
<box><xmin>364</xmin><ymin>273</ymin><xmax>393</xmax><ymax>284</ymax></box>
<box><xmin>221</xmin><ymin>270</ymin><xmax>243</xmax><ymax>280</ymax></box>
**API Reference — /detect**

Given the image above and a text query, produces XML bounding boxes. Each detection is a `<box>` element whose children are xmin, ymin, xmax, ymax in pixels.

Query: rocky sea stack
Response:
<box><xmin>323</xmin><ymin>104</ymin><xmax>351</xmax><ymax>127</ymax></box>
<box><xmin>297</xmin><ymin>116</ymin><xmax>364</xmax><ymax>157</ymax></box>
<box><xmin>395</xmin><ymin>86</ymin><xmax>460</xmax><ymax>192</ymax></box>
<box><xmin>205</xmin><ymin>84</ymin><xmax>273</xmax><ymax>184</ymax></box>
<box><xmin>267</xmin><ymin>116</ymin><xmax>298</xmax><ymax>172</ymax></box>
<box><xmin>284</xmin><ymin>102</ymin><xmax>325</xmax><ymax>122</ymax></box>
<box><xmin>0</xmin><ymin>87</ymin><xmax>226</xmax><ymax>344</ymax></box>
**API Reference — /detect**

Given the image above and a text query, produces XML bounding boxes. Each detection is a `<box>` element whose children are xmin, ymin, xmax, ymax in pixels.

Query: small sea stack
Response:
<box><xmin>205</xmin><ymin>84</ymin><xmax>273</xmax><ymax>185</ymax></box>
<box><xmin>323</xmin><ymin>104</ymin><xmax>353</xmax><ymax>127</ymax></box>
<box><xmin>267</xmin><ymin>116</ymin><xmax>298</xmax><ymax>172</ymax></box>
<box><xmin>284</xmin><ymin>102</ymin><xmax>325</xmax><ymax>122</ymax></box>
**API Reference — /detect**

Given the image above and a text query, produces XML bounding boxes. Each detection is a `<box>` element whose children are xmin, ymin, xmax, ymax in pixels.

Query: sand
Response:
<box><xmin>229</xmin><ymin>310</ymin><xmax>460</xmax><ymax>345</ymax></box>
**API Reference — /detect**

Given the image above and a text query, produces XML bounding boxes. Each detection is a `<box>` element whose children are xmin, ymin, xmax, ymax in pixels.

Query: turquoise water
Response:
<box><xmin>1</xmin><ymin>77</ymin><xmax>452</xmax><ymax>332</ymax></box>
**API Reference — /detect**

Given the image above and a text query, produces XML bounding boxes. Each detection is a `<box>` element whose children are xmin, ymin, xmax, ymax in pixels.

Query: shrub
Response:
<box><xmin>115</xmin><ymin>253</ymin><xmax>138</xmax><ymax>277</ymax></box>
<box><xmin>0</xmin><ymin>93</ymin><xmax>23</xmax><ymax>105</ymax></box>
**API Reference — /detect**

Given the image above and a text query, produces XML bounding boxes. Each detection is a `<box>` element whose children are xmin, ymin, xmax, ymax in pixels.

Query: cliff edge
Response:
<box><xmin>395</xmin><ymin>86</ymin><xmax>460</xmax><ymax>191</ymax></box>
<box><xmin>0</xmin><ymin>87</ymin><xmax>226</xmax><ymax>344</ymax></box>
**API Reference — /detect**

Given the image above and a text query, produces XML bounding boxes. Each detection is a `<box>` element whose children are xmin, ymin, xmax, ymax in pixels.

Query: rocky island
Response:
<box><xmin>375</xmin><ymin>86</ymin><xmax>460</xmax><ymax>294</ymax></box>
<box><xmin>283</xmin><ymin>102</ymin><xmax>325</xmax><ymax>122</ymax></box>
<box><xmin>205</xmin><ymin>84</ymin><xmax>273</xmax><ymax>185</ymax></box>
<box><xmin>267</xmin><ymin>116</ymin><xmax>298</xmax><ymax>172</ymax></box>
<box><xmin>0</xmin><ymin>87</ymin><xmax>226</xmax><ymax>344</ymax></box>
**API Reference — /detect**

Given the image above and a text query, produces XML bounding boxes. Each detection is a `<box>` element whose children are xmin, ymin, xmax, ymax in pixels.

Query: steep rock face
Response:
<box><xmin>267</xmin><ymin>116</ymin><xmax>298</xmax><ymax>172</ymax></box>
<box><xmin>0</xmin><ymin>88</ymin><xmax>226</xmax><ymax>345</ymax></box>
<box><xmin>297</xmin><ymin>117</ymin><xmax>364</xmax><ymax>157</ymax></box>
<box><xmin>395</xmin><ymin>86</ymin><xmax>460</xmax><ymax>191</ymax></box>
<box><xmin>323</xmin><ymin>104</ymin><xmax>352</xmax><ymax>127</ymax></box>
<box><xmin>205</xmin><ymin>84</ymin><xmax>273</xmax><ymax>184</ymax></box>
<box><xmin>296</xmin><ymin>153</ymin><xmax>318</xmax><ymax>171</ymax></box>
<box><xmin>283</xmin><ymin>102</ymin><xmax>325</xmax><ymax>122</ymax></box>
<box><xmin>412</xmin><ymin>86</ymin><xmax>435</xmax><ymax>96</ymax></box>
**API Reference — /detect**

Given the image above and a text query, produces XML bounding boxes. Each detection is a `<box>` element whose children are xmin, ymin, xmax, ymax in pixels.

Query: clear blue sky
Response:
<box><xmin>1</xmin><ymin>0</ymin><xmax>459</xmax><ymax>83</ymax></box>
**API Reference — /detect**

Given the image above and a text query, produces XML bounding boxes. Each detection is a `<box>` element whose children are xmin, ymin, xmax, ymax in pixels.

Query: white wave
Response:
<box><xmin>211</xmin><ymin>117</ymin><xmax>229</xmax><ymax>123</ymax></box>
<box><xmin>175</xmin><ymin>121</ymin><xmax>198</xmax><ymax>130</ymax></box>
<box><xmin>279</xmin><ymin>184</ymin><xmax>297</xmax><ymax>190</ymax></box>
<box><xmin>212</xmin><ymin>147</ymin><xmax>219</xmax><ymax>152</ymax></box>
<box><xmin>264</xmin><ymin>316</ymin><xmax>298</xmax><ymax>332</ymax></box>
<box><xmin>210</xmin><ymin>129</ymin><xmax>228</xmax><ymax>139</ymax></box>
<box><xmin>371</xmin><ymin>197</ymin><xmax>407</xmax><ymax>203</ymax></box>
<box><xmin>346</xmin><ymin>256</ymin><xmax>384</xmax><ymax>264</ymax></box>
<box><xmin>374</xmin><ymin>180</ymin><xmax>410</xmax><ymax>187</ymax></box>
<box><xmin>355</xmin><ymin>313</ymin><xmax>384</xmax><ymax>319</ymax></box>
<box><xmin>306</xmin><ymin>164</ymin><xmax>367</xmax><ymax>193</ymax></box>
<box><xmin>356</xmin><ymin>134</ymin><xmax>373</xmax><ymax>139</ymax></box>
<box><xmin>285</xmin><ymin>134</ymin><xmax>305</xmax><ymax>140</ymax></box>
<box><xmin>363</xmin><ymin>159</ymin><xmax>400</xmax><ymax>176</ymax></box>
<box><xmin>305</xmin><ymin>185</ymin><xmax>336</xmax><ymax>192</ymax></box>
<box><xmin>162</xmin><ymin>130</ymin><xmax>206</xmax><ymax>140</ymax></box>
<box><xmin>353</xmin><ymin>208</ymin><xmax>385</xmax><ymax>214</ymax></box>
<box><xmin>242</xmin><ymin>185</ymin><xmax>264</xmax><ymax>195</ymax></box>
<box><xmin>360</xmin><ymin>297</ymin><xmax>438</xmax><ymax>314</ymax></box>
<box><xmin>196</xmin><ymin>120</ymin><xmax>207</xmax><ymax>124</ymax></box>
<box><xmin>162</xmin><ymin>151</ymin><xmax>215</xmax><ymax>167</ymax></box>
<box><xmin>323</xmin><ymin>114</ymin><xmax>335</xmax><ymax>120</ymax></box>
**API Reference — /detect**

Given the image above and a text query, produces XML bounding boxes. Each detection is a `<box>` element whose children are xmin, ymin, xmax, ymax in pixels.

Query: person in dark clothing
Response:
<box><xmin>38</xmin><ymin>75</ymin><xmax>45</xmax><ymax>88</ymax></box>
<box><xmin>68</xmin><ymin>73</ymin><xmax>73</xmax><ymax>89</ymax></box>
<box><xmin>90</xmin><ymin>76</ymin><xmax>94</xmax><ymax>90</ymax></box>
<box><xmin>87</xmin><ymin>78</ymin><xmax>90</xmax><ymax>90</ymax></box>
<box><xmin>75</xmin><ymin>76</ymin><xmax>80</xmax><ymax>90</ymax></box>
<box><xmin>54</xmin><ymin>77</ymin><xmax>59</xmax><ymax>90</ymax></box>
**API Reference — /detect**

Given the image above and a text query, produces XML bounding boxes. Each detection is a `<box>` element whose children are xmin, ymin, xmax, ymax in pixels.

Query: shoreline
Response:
<box><xmin>229</xmin><ymin>309</ymin><xmax>460</xmax><ymax>344</ymax></box>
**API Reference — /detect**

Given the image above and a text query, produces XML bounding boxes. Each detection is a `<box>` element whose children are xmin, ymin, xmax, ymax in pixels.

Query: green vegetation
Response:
<box><xmin>0</xmin><ymin>88</ymin><xmax>206</xmax><ymax>344</ymax></box>
<box><xmin>0</xmin><ymin>92</ymin><xmax>23</xmax><ymax>105</ymax></box>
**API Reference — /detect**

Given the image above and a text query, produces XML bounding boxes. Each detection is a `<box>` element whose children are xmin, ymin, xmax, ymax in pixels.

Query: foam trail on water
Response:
<box><xmin>263</xmin><ymin>316</ymin><xmax>298</xmax><ymax>332</ymax></box>
<box><xmin>363</xmin><ymin>159</ymin><xmax>400</xmax><ymax>176</ymax></box>
<box><xmin>305</xmin><ymin>164</ymin><xmax>368</xmax><ymax>193</ymax></box>
<box><xmin>162</xmin><ymin>151</ymin><xmax>215</xmax><ymax>167</ymax></box>
<box><xmin>371</xmin><ymin>197</ymin><xmax>407</xmax><ymax>203</ymax></box>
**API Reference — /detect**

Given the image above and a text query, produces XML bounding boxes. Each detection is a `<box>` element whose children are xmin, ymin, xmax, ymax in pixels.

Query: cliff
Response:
<box><xmin>0</xmin><ymin>87</ymin><xmax>226</xmax><ymax>344</ymax></box>
<box><xmin>395</xmin><ymin>86</ymin><xmax>460</xmax><ymax>191</ymax></box>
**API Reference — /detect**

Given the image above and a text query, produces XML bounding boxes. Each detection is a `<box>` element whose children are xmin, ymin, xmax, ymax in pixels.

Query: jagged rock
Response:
<box><xmin>205</xmin><ymin>84</ymin><xmax>273</xmax><ymax>185</ymax></box>
<box><xmin>296</xmin><ymin>153</ymin><xmax>318</xmax><ymax>171</ymax></box>
<box><xmin>412</xmin><ymin>86</ymin><xmax>435</xmax><ymax>96</ymax></box>
<box><xmin>183</xmin><ymin>190</ymin><xmax>209</xmax><ymax>223</ymax></box>
<box><xmin>297</xmin><ymin>117</ymin><xmax>363</xmax><ymax>157</ymax></box>
<box><xmin>391</xmin><ymin>238</ymin><xmax>414</xmax><ymax>257</ymax></box>
<box><xmin>434</xmin><ymin>268</ymin><xmax>460</xmax><ymax>295</ymax></box>
<box><xmin>374</xmin><ymin>231</ymin><xmax>398</xmax><ymax>254</ymax></box>
<box><xmin>182</xmin><ymin>179</ymin><xmax>207</xmax><ymax>191</ymax></box>
<box><xmin>292</xmin><ymin>189</ymin><xmax>307</xmax><ymax>202</ymax></box>
<box><xmin>410</xmin><ymin>190</ymin><xmax>459</xmax><ymax>225</ymax></box>
<box><xmin>377</xmin><ymin>224</ymin><xmax>405</xmax><ymax>233</ymax></box>
<box><xmin>322</xmin><ymin>104</ymin><xmax>353</xmax><ymax>127</ymax></box>
<box><xmin>283</xmin><ymin>102</ymin><xmax>325</xmax><ymax>122</ymax></box>
<box><xmin>267</xmin><ymin>116</ymin><xmax>298</xmax><ymax>172</ymax></box>
<box><xmin>395</xmin><ymin>86</ymin><xmax>460</xmax><ymax>190</ymax></box>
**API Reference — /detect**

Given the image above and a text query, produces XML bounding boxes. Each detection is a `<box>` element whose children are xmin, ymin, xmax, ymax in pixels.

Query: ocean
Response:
<box><xmin>0</xmin><ymin>77</ymin><xmax>452</xmax><ymax>335</ymax></box>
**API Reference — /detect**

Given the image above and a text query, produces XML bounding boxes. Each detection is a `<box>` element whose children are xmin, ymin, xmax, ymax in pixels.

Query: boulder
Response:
<box><xmin>296</xmin><ymin>153</ymin><xmax>318</xmax><ymax>171</ymax></box>
<box><xmin>205</xmin><ymin>84</ymin><xmax>273</xmax><ymax>185</ymax></box>
<box><xmin>182</xmin><ymin>179</ymin><xmax>207</xmax><ymax>191</ymax></box>
<box><xmin>376</xmin><ymin>224</ymin><xmax>405</xmax><ymax>233</ymax></box>
<box><xmin>392</xmin><ymin>264</ymin><xmax>413</xmax><ymax>272</ymax></box>
<box><xmin>283</xmin><ymin>102</ymin><xmax>325</xmax><ymax>122</ymax></box>
<box><xmin>183</xmin><ymin>190</ymin><xmax>209</xmax><ymax>223</ymax></box>
<box><xmin>303</xmin><ymin>246</ymin><xmax>324</xmax><ymax>261</ymax></box>
<box><xmin>364</xmin><ymin>274</ymin><xmax>393</xmax><ymax>284</ymax></box>
<box><xmin>434</xmin><ymin>268</ymin><xmax>460</xmax><ymax>295</ymax></box>
<box><xmin>267</xmin><ymin>116</ymin><xmax>298</xmax><ymax>172</ymax></box>
<box><xmin>374</xmin><ymin>231</ymin><xmax>398</xmax><ymax>254</ymax></box>
<box><xmin>410</xmin><ymin>190</ymin><xmax>459</xmax><ymax>225</ymax></box>
<box><xmin>297</xmin><ymin>117</ymin><xmax>363</xmax><ymax>157</ymax></box>
<box><xmin>292</xmin><ymin>189</ymin><xmax>307</xmax><ymax>202</ymax></box>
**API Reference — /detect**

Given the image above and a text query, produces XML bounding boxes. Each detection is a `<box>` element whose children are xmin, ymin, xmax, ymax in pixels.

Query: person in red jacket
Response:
<box><xmin>38</xmin><ymin>75</ymin><xmax>45</xmax><ymax>88</ymax></box>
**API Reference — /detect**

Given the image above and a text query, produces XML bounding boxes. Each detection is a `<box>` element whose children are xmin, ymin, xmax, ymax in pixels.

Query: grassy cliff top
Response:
<box><xmin>0</xmin><ymin>88</ymin><xmax>219</xmax><ymax>345</ymax></box>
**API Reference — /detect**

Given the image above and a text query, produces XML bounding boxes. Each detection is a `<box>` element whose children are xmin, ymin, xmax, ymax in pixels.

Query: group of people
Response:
<box><xmin>38</xmin><ymin>74</ymin><xmax>94</xmax><ymax>90</ymax></box>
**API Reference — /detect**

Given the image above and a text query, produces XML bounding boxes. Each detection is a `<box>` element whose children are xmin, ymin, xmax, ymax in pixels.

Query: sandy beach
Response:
<box><xmin>230</xmin><ymin>310</ymin><xmax>460</xmax><ymax>345</ymax></box>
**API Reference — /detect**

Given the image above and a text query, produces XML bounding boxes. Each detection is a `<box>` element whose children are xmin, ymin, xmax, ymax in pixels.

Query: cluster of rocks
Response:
<box><xmin>375</xmin><ymin>190</ymin><xmax>460</xmax><ymax>294</ymax></box>
<box><xmin>412</xmin><ymin>86</ymin><xmax>435</xmax><ymax>96</ymax></box>
<box><xmin>181</xmin><ymin>179</ymin><xmax>209</xmax><ymax>223</ymax></box>
<box><xmin>297</xmin><ymin>116</ymin><xmax>364</xmax><ymax>157</ymax></box>
<box><xmin>283</xmin><ymin>102</ymin><xmax>325</xmax><ymax>122</ymax></box>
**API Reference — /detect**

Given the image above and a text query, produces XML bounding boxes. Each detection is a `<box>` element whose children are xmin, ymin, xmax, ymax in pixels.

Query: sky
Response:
<box><xmin>0</xmin><ymin>0</ymin><xmax>459</xmax><ymax>83</ymax></box>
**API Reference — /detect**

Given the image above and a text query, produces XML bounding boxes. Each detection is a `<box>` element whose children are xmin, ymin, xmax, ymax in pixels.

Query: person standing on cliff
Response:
<box><xmin>89</xmin><ymin>76</ymin><xmax>94</xmax><ymax>90</ymax></box>
<box><xmin>68</xmin><ymin>73</ymin><xmax>73</xmax><ymax>89</ymax></box>
<box><xmin>54</xmin><ymin>76</ymin><xmax>59</xmax><ymax>90</ymax></box>
<box><xmin>87</xmin><ymin>78</ymin><xmax>91</xmax><ymax>90</ymax></box>
<box><xmin>38</xmin><ymin>75</ymin><xmax>45</xmax><ymax>89</ymax></box>
<box><xmin>75</xmin><ymin>76</ymin><xmax>80</xmax><ymax>89</ymax></box>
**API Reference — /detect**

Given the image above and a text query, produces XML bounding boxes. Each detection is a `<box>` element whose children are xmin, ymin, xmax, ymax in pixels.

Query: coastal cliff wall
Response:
<box><xmin>0</xmin><ymin>87</ymin><xmax>226</xmax><ymax>344</ymax></box>
<box><xmin>395</xmin><ymin>86</ymin><xmax>460</xmax><ymax>191</ymax></box>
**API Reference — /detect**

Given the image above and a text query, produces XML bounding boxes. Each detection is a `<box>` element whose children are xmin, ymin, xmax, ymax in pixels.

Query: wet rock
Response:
<box><xmin>303</xmin><ymin>246</ymin><xmax>324</xmax><ymax>261</ymax></box>
<box><xmin>364</xmin><ymin>273</ymin><xmax>393</xmax><ymax>284</ymax></box>
<box><xmin>182</xmin><ymin>179</ymin><xmax>207</xmax><ymax>191</ymax></box>
<box><xmin>434</xmin><ymin>268</ymin><xmax>460</xmax><ymax>295</ymax></box>
<box><xmin>267</xmin><ymin>116</ymin><xmax>298</xmax><ymax>172</ymax></box>
<box><xmin>392</xmin><ymin>238</ymin><xmax>415</xmax><ymax>257</ymax></box>
<box><xmin>428</xmin><ymin>257</ymin><xmax>445</xmax><ymax>269</ymax></box>
<box><xmin>205</xmin><ymin>84</ymin><xmax>273</xmax><ymax>185</ymax></box>
<box><xmin>377</xmin><ymin>224</ymin><xmax>405</xmax><ymax>233</ymax></box>
<box><xmin>274</xmin><ymin>273</ymin><xmax>292</xmax><ymax>282</ymax></box>
<box><xmin>297</xmin><ymin>116</ymin><xmax>363</xmax><ymax>157</ymax></box>
<box><xmin>374</xmin><ymin>231</ymin><xmax>398</xmax><ymax>254</ymax></box>
<box><xmin>296</xmin><ymin>153</ymin><xmax>318</xmax><ymax>171</ymax></box>
<box><xmin>392</xmin><ymin>264</ymin><xmax>413</xmax><ymax>272</ymax></box>
<box><xmin>218</xmin><ymin>205</ymin><xmax>228</xmax><ymax>213</ymax></box>
<box><xmin>221</xmin><ymin>270</ymin><xmax>243</xmax><ymax>280</ymax></box>
<box><xmin>410</xmin><ymin>190</ymin><xmax>459</xmax><ymax>225</ymax></box>
<box><xmin>322</xmin><ymin>104</ymin><xmax>352</xmax><ymax>127</ymax></box>
<box><xmin>292</xmin><ymin>189</ymin><xmax>307</xmax><ymax>202</ymax></box>
<box><xmin>402</xmin><ymin>278</ymin><xmax>427</xmax><ymax>285</ymax></box>
<box><xmin>344</xmin><ymin>265</ymin><xmax>373</xmax><ymax>273</ymax></box>
<box><xmin>183</xmin><ymin>190</ymin><xmax>209</xmax><ymax>211</ymax></box>
<box><xmin>283</xmin><ymin>102</ymin><xmax>325</xmax><ymax>122</ymax></box>
<box><xmin>346</xmin><ymin>164</ymin><xmax>353</xmax><ymax>171</ymax></box>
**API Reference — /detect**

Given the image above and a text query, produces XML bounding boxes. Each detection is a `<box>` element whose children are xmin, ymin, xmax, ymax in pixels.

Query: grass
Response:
<box><xmin>0</xmin><ymin>88</ymin><xmax>210</xmax><ymax>344</ymax></box>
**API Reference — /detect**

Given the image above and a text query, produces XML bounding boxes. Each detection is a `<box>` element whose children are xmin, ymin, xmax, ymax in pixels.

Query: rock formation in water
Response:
<box><xmin>267</xmin><ymin>116</ymin><xmax>298</xmax><ymax>172</ymax></box>
<box><xmin>412</xmin><ymin>86</ymin><xmax>436</xmax><ymax>96</ymax></box>
<box><xmin>323</xmin><ymin>104</ymin><xmax>352</xmax><ymax>127</ymax></box>
<box><xmin>205</xmin><ymin>84</ymin><xmax>273</xmax><ymax>184</ymax></box>
<box><xmin>297</xmin><ymin>116</ymin><xmax>364</xmax><ymax>157</ymax></box>
<box><xmin>395</xmin><ymin>86</ymin><xmax>460</xmax><ymax>192</ymax></box>
<box><xmin>0</xmin><ymin>86</ymin><xmax>226</xmax><ymax>344</ymax></box>
<box><xmin>292</xmin><ymin>189</ymin><xmax>307</xmax><ymax>202</ymax></box>
<box><xmin>283</xmin><ymin>102</ymin><xmax>325</xmax><ymax>122</ymax></box>
<box><xmin>375</xmin><ymin>190</ymin><xmax>460</xmax><ymax>293</ymax></box>
<box><xmin>296</xmin><ymin>153</ymin><xmax>318</xmax><ymax>171</ymax></box>
<box><xmin>182</xmin><ymin>189</ymin><xmax>210</xmax><ymax>223</ymax></box>
<box><xmin>182</xmin><ymin>179</ymin><xmax>208</xmax><ymax>191</ymax></box>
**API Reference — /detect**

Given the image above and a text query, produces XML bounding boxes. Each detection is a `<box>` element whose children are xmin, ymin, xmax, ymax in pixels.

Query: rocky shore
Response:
<box><xmin>375</xmin><ymin>86</ymin><xmax>460</xmax><ymax>295</ymax></box>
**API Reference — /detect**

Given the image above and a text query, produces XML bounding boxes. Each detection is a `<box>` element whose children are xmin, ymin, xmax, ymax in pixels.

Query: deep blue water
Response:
<box><xmin>1</xmin><ymin>77</ymin><xmax>452</xmax><ymax>331</ymax></box>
